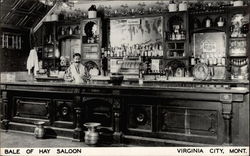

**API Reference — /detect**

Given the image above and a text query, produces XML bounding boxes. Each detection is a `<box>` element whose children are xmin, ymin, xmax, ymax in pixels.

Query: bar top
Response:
<box><xmin>1</xmin><ymin>80</ymin><xmax>249</xmax><ymax>94</ymax></box>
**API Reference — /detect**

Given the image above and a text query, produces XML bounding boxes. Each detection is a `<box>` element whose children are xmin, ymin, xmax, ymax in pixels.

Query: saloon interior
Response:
<box><xmin>0</xmin><ymin>0</ymin><xmax>249</xmax><ymax>147</ymax></box>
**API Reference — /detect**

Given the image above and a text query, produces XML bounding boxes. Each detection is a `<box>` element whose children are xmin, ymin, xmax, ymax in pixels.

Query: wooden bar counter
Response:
<box><xmin>0</xmin><ymin>80</ymin><xmax>249</xmax><ymax>146</ymax></box>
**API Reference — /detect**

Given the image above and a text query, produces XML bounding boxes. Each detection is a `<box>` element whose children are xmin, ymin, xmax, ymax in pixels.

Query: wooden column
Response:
<box><xmin>220</xmin><ymin>93</ymin><xmax>233</xmax><ymax>145</ymax></box>
<box><xmin>72</xmin><ymin>94</ymin><xmax>84</xmax><ymax>142</ymax></box>
<box><xmin>112</xmin><ymin>90</ymin><xmax>122</xmax><ymax>143</ymax></box>
<box><xmin>1</xmin><ymin>86</ymin><xmax>9</xmax><ymax>130</ymax></box>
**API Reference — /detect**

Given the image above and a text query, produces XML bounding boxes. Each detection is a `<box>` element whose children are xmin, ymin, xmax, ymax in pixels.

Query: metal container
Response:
<box><xmin>34</xmin><ymin>121</ymin><xmax>45</xmax><ymax>139</ymax></box>
<box><xmin>84</xmin><ymin>122</ymin><xmax>100</xmax><ymax>145</ymax></box>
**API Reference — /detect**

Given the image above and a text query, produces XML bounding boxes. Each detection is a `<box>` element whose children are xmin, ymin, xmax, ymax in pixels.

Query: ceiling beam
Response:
<box><xmin>33</xmin><ymin>3</ymin><xmax>57</xmax><ymax>32</ymax></box>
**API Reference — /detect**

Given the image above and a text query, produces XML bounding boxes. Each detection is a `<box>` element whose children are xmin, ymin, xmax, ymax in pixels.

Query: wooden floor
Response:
<box><xmin>0</xmin><ymin>130</ymin><xmax>128</xmax><ymax>148</ymax></box>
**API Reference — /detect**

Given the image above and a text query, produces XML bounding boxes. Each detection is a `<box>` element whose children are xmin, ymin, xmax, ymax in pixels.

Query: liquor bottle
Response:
<box><xmin>204</xmin><ymin>16</ymin><xmax>212</xmax><ymax>28</ymax></box>
<box><xmin>69</xmin><ymin>27</ymin><xmax>73</xmax><ymax>35</ymax></box>
<box><xmin>191</xmin><ymin>54</ymin><xmax>195</xmax><ymax>65</ymax></box>
<box><xmin>73</xmin><ymin>25</ymin><xmax>80</xmax><ymax>35</ymax></box>
<box><xmin>61</xmin><ymin>27</ymin><xmax>65</xmax><ymax>35</ymax></box>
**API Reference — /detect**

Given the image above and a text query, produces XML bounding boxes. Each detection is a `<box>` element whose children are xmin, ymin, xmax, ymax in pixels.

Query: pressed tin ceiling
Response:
<box><xmin>0</xmin><ymin>0</ymin><xmax>52</xmax><ymax>28</ymax></box>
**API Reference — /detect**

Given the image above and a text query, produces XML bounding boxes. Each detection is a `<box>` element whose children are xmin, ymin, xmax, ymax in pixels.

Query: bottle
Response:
<box><xmin>217</xmin><ymin>17</ymin><xmax>224</xmax><ymax>27</ymax></box>
<box><xmin>73</xmin><ymin>25</ymin><xmax>80</xmax><ymax>35</ymax></box>
<box><xmin>204</xmin><ymin>16</ymin><xmax>212</xmax><ymax>28</ymax></box>
<box><xmin>55</xmin><ymin>47</ymin><xmax>60</xmax><ymax>58</ymax></box>
<box><xmin>69</xmin><ymin>27</ymin><xmax>72</xmax><ymax>35</ymax></box>
<box><xmin>61</xmin><ymin>27</ymin><xmax>65</xmax><ymax>35</ymax></box>
<box><xmin>191</xmin><ymin>54</ymin><xmax>195</xmax><ymax>65</ymax></box>
<box><xmin>88</xmin><ymin>5</ymin><xmax>97</xmax><ymax>18</ymax></box>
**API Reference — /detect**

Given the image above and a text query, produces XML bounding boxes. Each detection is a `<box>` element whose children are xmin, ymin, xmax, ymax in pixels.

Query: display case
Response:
<box><xmin>165</xmin><ymin>12</ymin><xmax>188</xmax><ymax>60</ymax></box>
<box><xmin>164</xmin><ymin>11</ymin><xmax>189</xmax><ymax>78</ymax></box>
<box><xmin>228</xmin><ymin>6</ymin><xmax>249</xmax><ymax>80</ymax></box>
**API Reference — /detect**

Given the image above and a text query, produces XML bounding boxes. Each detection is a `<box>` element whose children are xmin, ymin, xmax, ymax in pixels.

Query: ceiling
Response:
<box><xmin>0</xmin><ymin>0</ymin><xmax>52</xmax><ymax>29</ymax></box>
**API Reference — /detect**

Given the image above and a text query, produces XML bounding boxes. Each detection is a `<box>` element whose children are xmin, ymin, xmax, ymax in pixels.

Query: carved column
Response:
<box><xmin>73</xmin><ymin>95</ymin><xmax>83</xmax><ymax>142</ymax></box>
<box><xmin>1</xmin><ymin>89</ymin><xmax>9</xmax><ymax>130</ymax></box>
<box><xmin>112</xmin><ymin>96</ymin><xmax>122</xmax><ymax>143</ymax></box>
<box><xmin>220</xmin><ymin>93</ymin><xmax>233</xmax><ymax>145</ymax></box>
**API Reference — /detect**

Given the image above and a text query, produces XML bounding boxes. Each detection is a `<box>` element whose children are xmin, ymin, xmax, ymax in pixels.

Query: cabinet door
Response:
<box><xmin>80</xmin><ymin>18</ymin><xmax>102</xmax><ymax>72</ymax></box>
<box><xmin>83</xmin><ymin>98</ymin><xmax>113</xmax><ymax>128</ymax></box>
<box><xmin>13</xmin><ymin>96</ymin><xmax>51</xmax><ymax>119</ymax></box>
<box><xmin>127</xmin><ymin>104</ymin><xmax>153</xmax><ymax>132</ymax></box>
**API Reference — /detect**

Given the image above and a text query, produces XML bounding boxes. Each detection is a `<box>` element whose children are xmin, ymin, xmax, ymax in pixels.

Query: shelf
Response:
<box><xmin>165</xmin><ymin>57</ymin><xmax>188</xmax><ymax>60</ymax></box>
<box><xmin>167</xmin><ymin>11</ymin><xmax>187</xmax><ymax>15</ymax></box>
<box><xmin>168</xmin><ymin>49</ymin><xmax>184</xmax><ymax>51</ymax></box>
<box><xmin>192</xmin><ymin>27</ymin><xmax>225</xmax><ymax>33</ymax></box>
<box><xmin>147</xmin><ymin>56</ymin><xmax>163</xmax><ymax>59</ymax></box>
<box><xmin>229</xmin><ymin>55</ymin><xmax>247</xmax><ymax>58</ymax></box>
<box><xmin>58</xmin><ymin>34</ymin><xmax>80</xmax><ymax>40</ymax></box>
<box><xmin>189</xmin><ymin>9</ymin><xmax>226</xmax><ymax>15</ymax></box>
<box><xmin>166</xmin><ymin>40</ymin><xmax>186</xmax><ymax>43</ymax></box>
<box><xmin>229</xmin><ymin>37</ymin><xmax>247</xmax><ymax>40</ymax></box>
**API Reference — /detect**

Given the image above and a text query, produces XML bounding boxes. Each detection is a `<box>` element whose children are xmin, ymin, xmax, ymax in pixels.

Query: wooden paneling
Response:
<box><xmin>189</xmin><ymin>110</ymin><xmax>217</xmax><ymax>135</ymax></box>
<box><xmin>159</xmin><ymin>108</ymin><xmax>185</xmax><ymax>133</ymax></box>
<box><xmin>14</xmin><ymin>97</ymin><xmax>50</xmax><ymax>119</ymax></box>
<box><xmin>128</xmin><ymin>104</ymin><xmax>152</xmax><ymax>132</ymax></box>
<box><xmin>55</xmin><ymin>100</ymin><xmax>74</xmax><ymax>122</ymax></box>
<box><xmin>84</xmin><ymin>98</ymin><xmax>113</xmax><ymax>128</ymax></box>
<box><xmin>0</xmin><ymin>82</ymin><xmax>248</xmax><ymax>145</ymax></box>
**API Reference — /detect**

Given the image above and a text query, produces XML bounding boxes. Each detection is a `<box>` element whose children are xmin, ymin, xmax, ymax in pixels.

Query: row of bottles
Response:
<box><xmin>229</xmin><ymin>40</ymin><xmax>247</xmax><ymax>56</ymax></box>
<box><xmin>58</xmin><ymin>25</ymin><xmax>80</xmax><ymax>36</ymax></box>
<box><xmin>104</xmin><ymin>44</ymin><xmax>163</xmax><ymax>58</ymax></box>
<box><xmin>166</xmin><ymin>25</ymin><xmax>186</xmax><ymax>40</ymax></box>
<box><xmin>191</xmin><ymin>52</ymin><xmax>226</xmax><ymax>66</ymax></box>
<box><xmin>230</xmin><ymin>58</ymin><xmax>248</xmax><ymax>66</ymax></box>
<box><xmin>230</xmin><ymin>58</ymin><xmax>248</xmax><ymax>80</ymax></box>
<box><xmin>192</xmin><ymin>16</ymin><xmax>225</xmax><ymax>29</ymax></box>
<box><xmin>168</xmin><ymin>50</ymin><xmax>185</xmax><ymax>58</ymax></box>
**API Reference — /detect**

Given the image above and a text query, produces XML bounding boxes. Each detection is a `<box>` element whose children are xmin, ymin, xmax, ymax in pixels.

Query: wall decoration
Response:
<box><xmin>193</xmin><ymin>32</ymin><xmax>226</xmax><ymax>58</ymax></box>
<box><xmin>110</xmin><ymin>16</ymin><xmax>163</xmax><ymax>49</ymax></box>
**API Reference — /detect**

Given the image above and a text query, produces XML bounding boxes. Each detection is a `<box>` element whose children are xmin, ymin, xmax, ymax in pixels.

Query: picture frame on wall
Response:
<box><xmin>193</xmin><ymin>32</ymin><xmax>226</xmax><ymax>58</ymax></box>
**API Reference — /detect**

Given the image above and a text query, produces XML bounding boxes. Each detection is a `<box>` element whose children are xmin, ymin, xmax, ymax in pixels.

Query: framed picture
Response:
<box><xmin>193</xmin><ymin>32</ymin><xmax>226</xmax><ymax>58</ymax></box>
<box><xmin>110</xmin><ymin>16</ymin><xmax>163</xmax><ymax>48</ymax></box>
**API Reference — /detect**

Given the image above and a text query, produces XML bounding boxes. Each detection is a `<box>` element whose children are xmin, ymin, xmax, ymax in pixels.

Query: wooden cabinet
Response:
<box><xmin>124</xmin><ymin>97</ymin><xmax>223</xmax><ymax>145</ymax></box>
<box><xmin>80</xmin><ymin>18</ymin><xmax>102</xmax><ymax>74</ymax></box>
<box><xmin>56</xmin><ymin>21</ymin><xmax>81</xmax><ymax>70</ymax></box>
<box><xmin>0</xmin><ymin>82</ymin><xmax>249</xmax><ymax>145</ymax></box>
<box><xmin>164</xmin><ymin>11</ymin><xmax>189</xmax><ymax>77</ymax></box>
<box><xmin>189</xmin><ymin>7</ymin><xmax>228</xmax><ymax>80</ymax></box>
<box><xmin>165</xmin><ymin>12</ymin><xmax>189</xmax><ymax>60</ymax></box>
<box><xmin>42</xmin><ymin>21</ymin><xmax>60</xmax><ymax>70</ymax></box>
